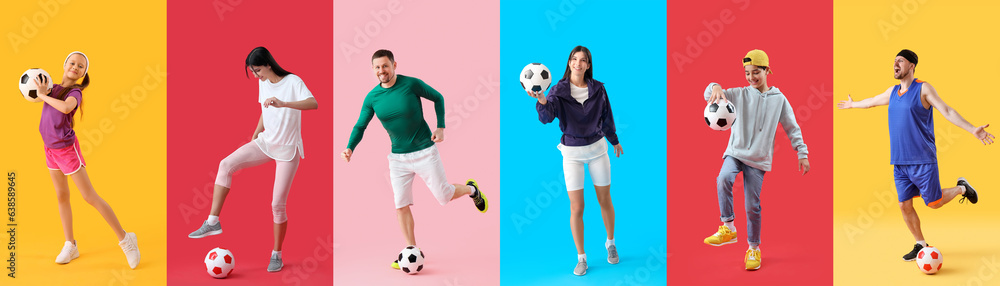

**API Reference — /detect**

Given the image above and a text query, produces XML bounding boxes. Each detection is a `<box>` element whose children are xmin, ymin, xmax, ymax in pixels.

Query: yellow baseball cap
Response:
<box><xmin>742</xmin><ymin>49</ymin><xmax>772</xmax><ymax>74</ymax></box>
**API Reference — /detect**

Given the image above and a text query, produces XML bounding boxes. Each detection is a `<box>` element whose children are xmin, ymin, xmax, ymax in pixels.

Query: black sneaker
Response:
<box><xmin>903</xmin><ymin>243</ymin><xmax>924</xmax><ymax>261</ymax></box>
<box><xmin>467</xmin><ymin>179</ymin><xmax>488</xmax><ymax>213</ymax></box>
<box><xmin>958</xmin><ymin>177</ymin><xmax>978</xmax><ymax>204</ymax></box>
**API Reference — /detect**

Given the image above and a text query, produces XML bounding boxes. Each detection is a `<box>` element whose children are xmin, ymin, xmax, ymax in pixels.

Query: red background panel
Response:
<box><xmin>667</xmin><ymin>0</ymin><xmax>833</xmax><ymax>284</ymax></box>
<box><xmin>167</xmin><ymin>1</ymin><xmax>332</xmax><ymax>285</ymax></box>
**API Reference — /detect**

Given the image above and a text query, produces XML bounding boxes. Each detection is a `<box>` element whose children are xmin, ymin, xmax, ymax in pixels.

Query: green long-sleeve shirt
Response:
<box><xmin>347</xmin><ymin>75</ymin><xmax>446</xmax><ymax>154</ymax></box>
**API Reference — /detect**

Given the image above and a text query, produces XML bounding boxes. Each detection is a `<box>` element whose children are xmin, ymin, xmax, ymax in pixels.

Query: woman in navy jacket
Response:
<box><xmin>528</xmin><ymin>45</ymin><xmax>622</xmax><ymax>276</ymax></box>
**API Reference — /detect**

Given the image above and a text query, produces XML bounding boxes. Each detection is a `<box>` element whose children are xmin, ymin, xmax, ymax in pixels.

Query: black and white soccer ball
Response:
<box><xmin>704</xmin><ymin>99</ymin><xmax>737</xmax><ymax>131</ymax></box>
<box><xmin>519</xmin><ymin>63</ymin><xmax>551</xmax><ymax>93</ymax></box>
<box><xmin>397</xmin><ymin>246</ymin><xmax>424</xmax><ymax>275</ymax></box>
<box><xmin>19</xmin><ymin>68</ymin><xmax>52</xmax><ymax>103</ymax></box>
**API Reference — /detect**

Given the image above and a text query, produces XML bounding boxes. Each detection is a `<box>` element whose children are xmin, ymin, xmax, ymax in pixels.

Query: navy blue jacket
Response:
<box><xmin>536</xmin><ymin>78</ymin><xmax>619</xmax><ymax>146</ymax></box>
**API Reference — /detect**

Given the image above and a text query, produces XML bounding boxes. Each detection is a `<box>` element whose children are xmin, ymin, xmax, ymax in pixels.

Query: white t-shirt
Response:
<box><xmin>254</xmin><ymin>74</ymin><xmax>313</xmax><ymax>161</ymax></box>
<box><xmin>570</xmin><ymin>84</ymin><xmax>588</xmax><ymax>104</ymax></box>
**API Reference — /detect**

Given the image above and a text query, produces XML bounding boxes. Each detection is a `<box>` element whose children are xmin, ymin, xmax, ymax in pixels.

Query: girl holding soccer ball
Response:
<box><xmin>34</xmin><ymin>51</ymin><xmax>141</xmax><ymax>269</ymax></box>
<box><xmin>526</xmin><ymin>45</ymin><xmax>622</xmax><ymax>276</ymax></box>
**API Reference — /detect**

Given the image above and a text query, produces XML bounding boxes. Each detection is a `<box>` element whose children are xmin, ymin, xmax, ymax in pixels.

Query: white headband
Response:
<box><xmin>64</xmin><ymin>51</ymin><xmax>89</xmax><ymax>76</ymax></box>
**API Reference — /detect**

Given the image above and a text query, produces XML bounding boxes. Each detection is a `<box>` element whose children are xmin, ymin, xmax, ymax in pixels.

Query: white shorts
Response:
<box><xmin>388</xmin><ymin>145</ymin><xmax>455</xmax><ymax>209</ymax></box>
<box><xmin>558</xmin><ymin>140</ymin><xmax>611</xmax><ymax>191</ymax></box>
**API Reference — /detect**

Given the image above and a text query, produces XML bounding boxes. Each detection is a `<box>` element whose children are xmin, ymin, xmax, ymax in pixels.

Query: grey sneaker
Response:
<box><xmin>573</xmin><ymin>261</ymin><xmax>588</xmax><ymax>276</ymax></box>
<box><xmin>267</xmin><ymin>254</ymin><xmax>283</xmax><ymax>272</ymax></box>
<box><xmin>607</xmin><ymin>245</ymin><xmax>619</xmax><ymax>264</ymax></box>
<box><xmin>188</xmin><ymin>220</ymin><xmax>222</xmax><ymax>238</ymax></box>
<box><xmin>118</xmin><ymin>232</ymin><xmax>140</xmax><ymax>269</ymax></box>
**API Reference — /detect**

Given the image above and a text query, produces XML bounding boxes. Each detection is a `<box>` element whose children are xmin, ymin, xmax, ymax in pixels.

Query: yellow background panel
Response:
<box><xmin>0</xmin><ymin>0</ymin><xmax>166</xmax><ymax>285</ymax></box>
<box><xmin>834</xmin><ymin>0</ymin><xmax>1000</xmax><ymax>285</ymax></box>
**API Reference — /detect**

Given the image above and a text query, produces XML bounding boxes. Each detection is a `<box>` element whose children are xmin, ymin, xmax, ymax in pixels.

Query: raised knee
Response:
<box><xmin>436</xmin><ymin>186</ymin><xmax>454</xmax><ymax>206</ymax></box>
<box><xmin>218</xmin><ymin>159</ymin><xmax>235</xmax><ymax>173</ymax></box>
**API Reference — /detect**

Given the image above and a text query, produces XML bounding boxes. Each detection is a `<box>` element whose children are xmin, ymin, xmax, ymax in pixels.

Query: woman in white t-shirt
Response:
<box><xmin>187</xmin><ymin>47</ymin><xmax>318</xmax><ymax>273</ymax></box>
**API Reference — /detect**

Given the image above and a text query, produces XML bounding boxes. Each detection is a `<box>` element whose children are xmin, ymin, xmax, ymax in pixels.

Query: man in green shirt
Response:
<box><xmin>341</xmin><ymin>49</ymin><xmax>488</xmax><ymax>270</ymax></box>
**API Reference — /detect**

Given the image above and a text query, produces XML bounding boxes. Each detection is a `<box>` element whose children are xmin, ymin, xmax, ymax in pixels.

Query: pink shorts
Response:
<box><xmin>45</xmin><ymin>139</ymin><xmax>86</xmax><ymax>175</ymax></box>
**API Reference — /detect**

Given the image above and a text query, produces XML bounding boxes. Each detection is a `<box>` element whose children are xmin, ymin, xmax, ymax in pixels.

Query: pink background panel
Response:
<box><xmin>332</xmin><ymin>0</ymin><xmax>500</xmax><ymax>285</ymax></box>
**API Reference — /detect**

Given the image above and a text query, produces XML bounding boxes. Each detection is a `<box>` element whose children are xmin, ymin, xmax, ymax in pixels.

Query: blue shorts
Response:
<box><xmin>894</xmin><ymin>164</ymin><xmax>942</xmax><ymax>206</ymax></box>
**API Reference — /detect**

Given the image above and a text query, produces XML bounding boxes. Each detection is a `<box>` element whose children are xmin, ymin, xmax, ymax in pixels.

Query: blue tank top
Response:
<box><xmin>888</xmin><ymin>79</ymin><xmax>936</xmax><ymax>165</ymax></box>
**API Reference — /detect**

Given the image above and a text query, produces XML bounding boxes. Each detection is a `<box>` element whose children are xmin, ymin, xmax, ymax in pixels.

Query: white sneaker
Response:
<box><xmin>119</xmin><ymin>232</ymin><xmax>141</xmax><ymax>269</ymax></box>
<box><xmin>55</xmin><ymin>241</ymin><xmax>79</xmax><ymax>264</ymax></box>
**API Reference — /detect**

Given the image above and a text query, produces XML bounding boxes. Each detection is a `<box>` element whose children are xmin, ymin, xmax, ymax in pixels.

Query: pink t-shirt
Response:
<box><xmin>39</xmin><ymin>85</ymin><xmax>82</xmax><ymax>149</ymax></box>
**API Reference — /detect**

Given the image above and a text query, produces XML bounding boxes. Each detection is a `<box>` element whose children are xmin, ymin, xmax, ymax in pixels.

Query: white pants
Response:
<box><xmin>215</xmin><ymin>142</ymin><xmax>300</xmax><ymax>223</ymax></box>
<box><xmin>388</xmin><ymin>145</ymin><xmax>455</xmax><ymax>209</ymax></box>
<box><xmin>559</xmin><ymin>140</ymin><xmax>611</xmax><ymax>191</ymax></box>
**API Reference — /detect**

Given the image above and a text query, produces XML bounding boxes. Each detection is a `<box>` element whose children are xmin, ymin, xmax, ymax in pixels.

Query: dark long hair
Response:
<box><xmin>562</xmin><ymin>45</ymin><xmax>593</xmax><ymax>81</ymax></box>
<box><xmin>55</xmin><ymin>73</ymin><xmax>90</xmax><ymax>128</ymax></box>
<box><xmin>245</xmin><ymin>46</ymin><xmax>292</xmax><ymax>78</ymax></box>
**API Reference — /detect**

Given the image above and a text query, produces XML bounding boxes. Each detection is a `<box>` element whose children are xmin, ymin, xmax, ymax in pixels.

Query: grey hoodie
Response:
<box><xmin>704</xmin><ymin>83</ymin><xmax>808</xmax><ymax>172</ymax></box>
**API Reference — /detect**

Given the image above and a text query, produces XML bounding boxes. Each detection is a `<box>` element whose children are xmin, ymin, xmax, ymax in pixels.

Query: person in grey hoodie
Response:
<box><xmin>701</xmin><ymin>49</ymin><xmax>810</xmax><ymax>271</ymax></box>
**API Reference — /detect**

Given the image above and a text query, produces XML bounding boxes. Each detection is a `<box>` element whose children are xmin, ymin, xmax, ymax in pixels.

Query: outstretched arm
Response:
<box><xmin>344</xmin><ymin>98</ymin><xmax>376</xmax><ymax>161</ymax></box>
<box><xmin>838</xmin><ymin>87</ymin><xmax>891</xmax><ymax>109</ymax></box>
<box><xmin>923</xmin><ymin>83</ymin><xmax>994</xmax><ymax>145</ymax></box>
<box><xmin>263</xmin><ymin>97</ymin><xmax>318</xmax><ymax>110</ymax></box>
<box><xmin>534</xmin><ymin>87</ymin><xmax>561</xmax><ymax>124</ymax></box>
<box><xmin>704</xmin><ymin>83</ymin><xmax>741</xmax><ymax>105</ymax></box>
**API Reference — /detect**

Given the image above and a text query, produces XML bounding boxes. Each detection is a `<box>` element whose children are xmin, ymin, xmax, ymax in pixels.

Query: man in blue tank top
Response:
<box><xmin>838</xmin><ymin>49</ymin><xmax>995</xmax><ymax>262</ymax></box>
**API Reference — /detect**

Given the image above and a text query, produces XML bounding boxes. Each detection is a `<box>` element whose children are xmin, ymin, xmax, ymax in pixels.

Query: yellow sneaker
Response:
<box><xmin>703</xmin><ymin>225</ymin><xmax>738</xmax><ymax>246</ymax></box>
<box><xmin>745</xmin><ymin>248</ymin><xmax>761</xmax><ymax>270</ymax></box>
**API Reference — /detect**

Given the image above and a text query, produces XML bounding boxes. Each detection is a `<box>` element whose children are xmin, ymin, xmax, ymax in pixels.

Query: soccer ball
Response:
<box><xmin>915</xmin><ymin>246</ymin><xmax>943</xmax><ymax>274</ymax></box>
<box><xmin>19</xmin><ymin>68</ymin><xmax>52</xmax><ymax>103</ymax></box>
<box><xmin>519</xmin><ymin>63</ymin><xmax>552</xmax><ymax>93</ymax></box>
<box><xmin>204</xmin><ymin>247</ymin><xmax>236</xmax><ymax>278</ymax></box>
<box><xmin>704</xmin><ymin>99</ymin><xmax>737</xmax><ymax>131</ymax></box>
<box><xmin>397</xmin><ymin>246</ymin><xmax>424</xmax><ymax>275</ymax></box>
